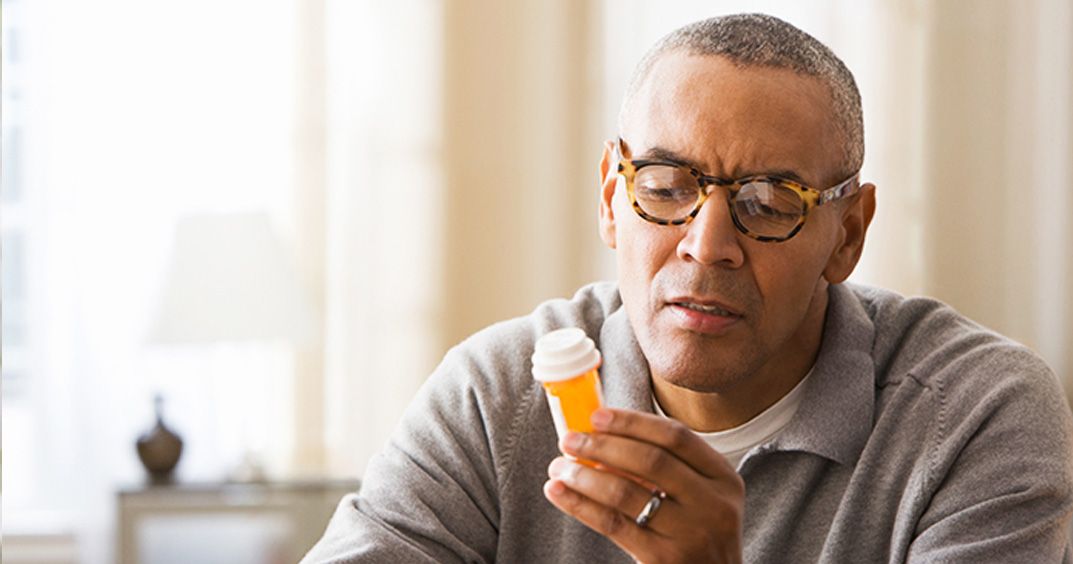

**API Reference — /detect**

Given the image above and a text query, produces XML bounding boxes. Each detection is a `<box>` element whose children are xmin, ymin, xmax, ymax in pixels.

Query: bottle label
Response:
<box><xmin>544</xmin><ymin>390</ymin><xmax>569</xmax><ymax>440</ymax></box>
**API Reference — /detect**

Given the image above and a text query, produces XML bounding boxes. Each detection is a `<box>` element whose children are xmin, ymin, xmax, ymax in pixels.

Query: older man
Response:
<box><xmin>304</xmin><ymin>14</ymin><xmax>1073</xmax><ymax>563</ymax></box>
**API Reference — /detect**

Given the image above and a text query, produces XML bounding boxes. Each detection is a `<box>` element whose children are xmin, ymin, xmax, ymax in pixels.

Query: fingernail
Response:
<box><xmin>549</xmin><ymin>457</ymin><xmax>580</xmax><ymax>483</ymax></box>
<box><xmin>544</xmin><ymin>479</ymin><xmax>566</xmax><ymax>497</ymax></box>
<box><xmin>547</xmin><ymin>457</ymin><xmax>566</xmax><ymax>479</ymax></box>
<box><xmin>591</xmin><ymin>409</ymin><xmax>612</xmax><ymax>429</ymax></box>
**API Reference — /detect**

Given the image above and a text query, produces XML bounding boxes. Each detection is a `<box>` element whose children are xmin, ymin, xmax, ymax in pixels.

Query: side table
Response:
<box><xmin>116</xmin><ymin>479</ymin><xmax>359</xmax><ymax>564</ymax></box>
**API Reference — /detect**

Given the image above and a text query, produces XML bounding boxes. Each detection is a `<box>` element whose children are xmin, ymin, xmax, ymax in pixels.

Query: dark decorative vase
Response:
<box><xmin>136</xmin><ymin>395</ymin><xmax>184</xmax><ymax>482</ymax></box>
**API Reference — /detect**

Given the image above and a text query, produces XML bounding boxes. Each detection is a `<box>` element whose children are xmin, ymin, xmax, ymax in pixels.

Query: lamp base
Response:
<box><xmin>136</xmin><ymin>395</ymin><xmax>184</xmax><ymax>481</ymax></box>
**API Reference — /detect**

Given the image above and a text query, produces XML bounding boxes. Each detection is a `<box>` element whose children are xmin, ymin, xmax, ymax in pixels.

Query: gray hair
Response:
<box><xmin>621</xmin><ymin>13</ymin><xmax>864</xmax><ymax>177</ymax></box>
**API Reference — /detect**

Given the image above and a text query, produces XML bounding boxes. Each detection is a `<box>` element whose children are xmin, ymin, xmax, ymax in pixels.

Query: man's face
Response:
<box><xmin>601</xmin><ymin>52</ymin><xmax>867</xmax><ymax>393</ymax></box>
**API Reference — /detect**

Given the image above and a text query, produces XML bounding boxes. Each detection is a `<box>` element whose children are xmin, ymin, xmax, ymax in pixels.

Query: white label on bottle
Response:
<box><xmin>544</xmin><ymin>390</ymin><xmax>568</xmax><ymax>441</ymax></box>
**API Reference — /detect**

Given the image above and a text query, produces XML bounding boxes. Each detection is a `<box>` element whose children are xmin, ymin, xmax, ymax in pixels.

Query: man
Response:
<box><xmin>304</xmin><ymin>14</ymin><xmax>1073</xmax><ymax>563</ymax></box>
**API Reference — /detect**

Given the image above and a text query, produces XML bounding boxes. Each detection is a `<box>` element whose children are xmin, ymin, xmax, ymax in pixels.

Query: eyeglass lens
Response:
<box><xmin>633</xmin><ymin>165</ymin><xmax>804</xmax><ymax>238</ymax></box>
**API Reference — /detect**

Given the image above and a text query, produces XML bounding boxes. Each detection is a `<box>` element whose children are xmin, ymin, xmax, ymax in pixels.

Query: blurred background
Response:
<box><xmin>2</xmin><ymin>0</ymin><xmax>1071</xmax><ymax>562</ymax></box>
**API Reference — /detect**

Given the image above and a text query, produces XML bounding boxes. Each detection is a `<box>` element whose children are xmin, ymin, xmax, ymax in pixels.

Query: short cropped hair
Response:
<box><xmin>621</xmin><ymin>13</ymin><xmax>864</xmax><ymax>177</ymax></box>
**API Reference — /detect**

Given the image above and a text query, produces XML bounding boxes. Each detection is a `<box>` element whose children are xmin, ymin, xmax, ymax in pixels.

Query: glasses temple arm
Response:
<box><xmin>818</xmin><ymin>173</ymin><xmax>860</xmax><ymax>205</ymax></box>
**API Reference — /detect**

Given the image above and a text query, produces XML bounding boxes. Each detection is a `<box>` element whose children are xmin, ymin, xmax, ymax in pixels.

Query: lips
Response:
<box><xmin>666</xmin><ymin>296</ymin><xmax>743</xmax><ymax>335</ymax></box>
<box><xmin>673</xmin><ymin>301</ymin><xmax>737</xmax><ymax>317</ymax></box>
<box><xmin>667</xmin><ymin>295</ymin><xmax>743</xmax><ymax>316</ymax></box>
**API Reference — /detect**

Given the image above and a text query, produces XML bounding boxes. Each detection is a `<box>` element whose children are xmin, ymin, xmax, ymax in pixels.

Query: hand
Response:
<box><xmin>543</xmin><ymin>408</ymin><xmax>744</xmax><ymax>564</ymax></box>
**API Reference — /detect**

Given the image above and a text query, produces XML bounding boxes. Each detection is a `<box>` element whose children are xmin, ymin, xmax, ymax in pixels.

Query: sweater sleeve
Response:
<box><xmin>300</xmin><ymin>341</ymin><xmax>536</xmax><ymax>564</ymax></box>
<box><xmin>906</xmin><ymin>349</ymin><xmax>1073</xmax><ymax>563</ymax></box>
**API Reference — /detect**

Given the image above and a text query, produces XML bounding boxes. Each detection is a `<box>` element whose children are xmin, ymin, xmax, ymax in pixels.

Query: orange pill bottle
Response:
<box><xmin>531</xmin><ymin>328</ymin><xmax>604</xmax><ymax>442</ymax></box>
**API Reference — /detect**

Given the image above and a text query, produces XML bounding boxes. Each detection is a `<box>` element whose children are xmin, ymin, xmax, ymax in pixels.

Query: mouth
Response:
<box><xmin>672</xmin><ymin>301</ymin><xmax>738</xmax><ymax>316</ymax></box>
<box><xmin>665</xmin><ymin>297</ymin><xmax>743</xmax><ymax>335</ymax></box>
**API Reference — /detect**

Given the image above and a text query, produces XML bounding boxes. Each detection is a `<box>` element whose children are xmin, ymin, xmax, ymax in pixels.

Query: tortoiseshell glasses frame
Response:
<box><xmin>612</xmin><ymin>139</ymin><xmax>860</xmax><ymax>242</ymax></box>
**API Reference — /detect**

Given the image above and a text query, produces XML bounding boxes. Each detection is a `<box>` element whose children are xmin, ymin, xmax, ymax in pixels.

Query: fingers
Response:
<box><xmin>545</xmin><ymin>408</ymin><xmax>746</xmax><ymax>563</ymax></box>
<box><xmin>543</xmin><ymin>472</ymin><xmax>661</xmax><ymax>563</ymax></box>
<box><xmin>547</xmin><ymin>457</ymin><xmax>671</xmax><ymax>533</ymax></box>
<box><xmin>590</xmin><ymin>408</ymin><xmax>736</xmax><ymax>478</ymax></box>
<box><xmin>557</xmin><ymin>409</ymin><xmax>741</xmax><ymax>502</ymax></box>
<box><xmin>560</xmin><ymin>431</ymin><xmax>696</xmax><ymax>499</ymax></box>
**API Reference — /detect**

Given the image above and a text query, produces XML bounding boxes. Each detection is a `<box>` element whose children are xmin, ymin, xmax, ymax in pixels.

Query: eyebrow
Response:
<box><xmin>635</xmin><ymin>144</ymin><xmax>810</xmax><ymax>185</ymax></box>
<box><xmin>636</xmin><ymin>145</ymin><xmax>700</xmax><ymax>168</ymax></box>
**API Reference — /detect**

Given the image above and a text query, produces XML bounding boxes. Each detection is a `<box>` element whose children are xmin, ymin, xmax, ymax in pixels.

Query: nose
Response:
<box><xmin>675</xmin><ymin>190</ymin><xmax>745</xmax><ymax>268</ymax></box>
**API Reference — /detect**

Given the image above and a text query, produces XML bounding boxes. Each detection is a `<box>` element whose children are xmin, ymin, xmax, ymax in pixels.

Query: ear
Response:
<box><xmin>598</xmin><ymin>140</ymin><xmax>619</xmax><ymax>250</ymax></box>
<box><xmin>822</xmin><ymin>183</ymin><xmax>876</xmax><ymax>284</ymax></box>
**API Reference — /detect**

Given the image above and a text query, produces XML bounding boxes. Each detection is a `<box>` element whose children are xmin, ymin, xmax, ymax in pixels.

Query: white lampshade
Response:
<box><xmin>148</xmin><ymin>212</ymin><xmax>314</xmax><ymax>344</ymax></box>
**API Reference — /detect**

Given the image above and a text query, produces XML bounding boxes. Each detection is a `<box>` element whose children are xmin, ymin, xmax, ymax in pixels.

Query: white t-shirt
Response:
<box><xmin>653</xmin><ymin>370</ymin><xmax>812</xmax><ymax>471</ymax></box>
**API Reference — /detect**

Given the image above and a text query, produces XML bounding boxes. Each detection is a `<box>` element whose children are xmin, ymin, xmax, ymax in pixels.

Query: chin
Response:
<box><xmin>647</xmin><ymin>344</ymin><xmax>751</xmax><ymax>394</ymax></box>
<box><xmin>655</xmin><ymin>368</ymin><xmax>742</xmax><ymax>394</ymax></box>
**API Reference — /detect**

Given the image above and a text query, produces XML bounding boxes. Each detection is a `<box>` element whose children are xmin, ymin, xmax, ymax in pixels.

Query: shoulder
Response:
<box><xmin>844</xmin><ymin>282</ymin><xmax>1057</xmax><ymax>394</ymax></box>
<box><xmin>406</xmin><ymin>282</ymin><xmax>622</xmax><ymax>468</ymax></box>
<box><xmin>344</xmin><ymin>285</ymin><xmax>622</xmax><ymax>562</ymax></box>
<box><xmin>844</xmin><ymin>282</ymin><xmax>1072</xmax><ymax>485</ymax></box>
<box><xmin>445</xmin><ymin>281</ymin><xmax>622</xmax><ymax>381</ymax></box>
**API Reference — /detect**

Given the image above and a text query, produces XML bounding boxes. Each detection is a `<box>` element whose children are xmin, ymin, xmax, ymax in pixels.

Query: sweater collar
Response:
<box><xmin>766</xmin><ymin>282</ymin><xmax>875</xmax><ymax>466</ymax></box>
<box><xmin>598</xmin><ymin>305</ymin><xmax>656</xmax><ymax>413</ymax></box>
<box><xmin>598</xmin><ymin>282</ymin><xmax>875</xmax><ymax>466</ymax></box>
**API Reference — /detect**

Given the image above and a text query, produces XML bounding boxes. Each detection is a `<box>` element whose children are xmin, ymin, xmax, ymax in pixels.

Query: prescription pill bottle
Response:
<box><xmin>531</xmin><ymin>328</ymin><xmax>604</xmax><ymax>442</ymax></box>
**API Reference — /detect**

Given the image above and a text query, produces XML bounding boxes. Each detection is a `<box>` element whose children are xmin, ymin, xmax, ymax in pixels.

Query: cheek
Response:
<box><xmin>612</xmin><ymin>202</ymin><xmax>679</xmax><ymax>305</ymax></box>
<box><xmin>615</xmin><ymin>234</ymin><xmax>660</xmax><ymax>306</ymax></box>
<box><xmin>750</xmin><ymin>244</ymin><xmax>829</xmax><ymax>326</ymax></box>
<box><xmin>617</xmin><ymin>227</ymin><xmax>677</xmax><ymax>282</ymax></box>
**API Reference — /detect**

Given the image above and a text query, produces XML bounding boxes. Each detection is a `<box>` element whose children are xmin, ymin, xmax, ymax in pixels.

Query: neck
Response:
<box><xmin>652</xmin><ymin>283</ymin><xmax>829</xmax><ymax>432</ymax></box>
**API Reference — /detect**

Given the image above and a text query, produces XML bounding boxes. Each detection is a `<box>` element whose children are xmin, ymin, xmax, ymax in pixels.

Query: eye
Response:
<box><xmin>742</xmin><ymin>199</ymin><xmax>798</xmax><ymax>219</ymax></box>
<box><xmin>634</xmin><ymin>165</ymin><xmax>697</xmax><ymax>202</ymax></box>
<box><xmin>636</xmin><ymin>186</ymin><xmax>695</xmax><ymax>202</ymax></box>
<box><xmin>733</xmin><ymin>180</ymin><xmax>805</xmax><ymax>234</ymax></box>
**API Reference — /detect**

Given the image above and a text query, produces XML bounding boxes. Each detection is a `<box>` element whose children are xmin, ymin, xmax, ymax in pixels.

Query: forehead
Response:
<box><xmin>622</xmin><ymin>52</ymin><xmax>840</xmax><ymax>183</ymax></box>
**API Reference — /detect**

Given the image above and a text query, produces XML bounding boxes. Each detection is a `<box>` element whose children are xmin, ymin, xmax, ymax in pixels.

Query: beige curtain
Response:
<box><xmin>292</xmin><ymin>0</ymin><xmax>606</xmax><ymax>477</ymax></box>
<box><xmin>917</xmin><ymin>0</ymin><xmax>1073</xmax><ymax>398</ymax></box>
<box><xmin>439</xmin><ymin>0</ymin><xmax>607</xmax><ymax>351</ymax></box>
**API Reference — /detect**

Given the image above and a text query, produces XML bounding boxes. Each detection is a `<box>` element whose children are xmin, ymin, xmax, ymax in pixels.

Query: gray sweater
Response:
<box><xmin>303</xmin><ymin>282</ymin><xmax>1073</xmax><ymax>563</ymax></box>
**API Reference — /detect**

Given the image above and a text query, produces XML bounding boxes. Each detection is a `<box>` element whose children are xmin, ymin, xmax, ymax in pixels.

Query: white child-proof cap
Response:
<box><xmin>531</xmin><ymin>327</ymin><xmax>602</xmax><ymax>382</ymax></box>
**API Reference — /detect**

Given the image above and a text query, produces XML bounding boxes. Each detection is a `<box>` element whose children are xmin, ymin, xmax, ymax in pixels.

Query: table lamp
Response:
<box><xmin>145</xmin><ymin>211</ymin><xmax>314</xmax><ymax>481</ymax></box>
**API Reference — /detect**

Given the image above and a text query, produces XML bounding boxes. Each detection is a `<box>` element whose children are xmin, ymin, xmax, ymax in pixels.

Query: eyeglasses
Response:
<box><xmin>613</xmin><ymin>139</ymin><xmax>860</xmax><ymax>242</ymax></box>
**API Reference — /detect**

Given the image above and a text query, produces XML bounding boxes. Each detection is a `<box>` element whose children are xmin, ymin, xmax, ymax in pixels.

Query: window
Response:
<box><xmin>2</xmin><ymin>3</ymin><xmax>302</xmax><ymax>563</ymax></box>
<box><xmin>2</xmin><ymin>0</ymin><xmax>40</xmax><ymax>511</ymax></box>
